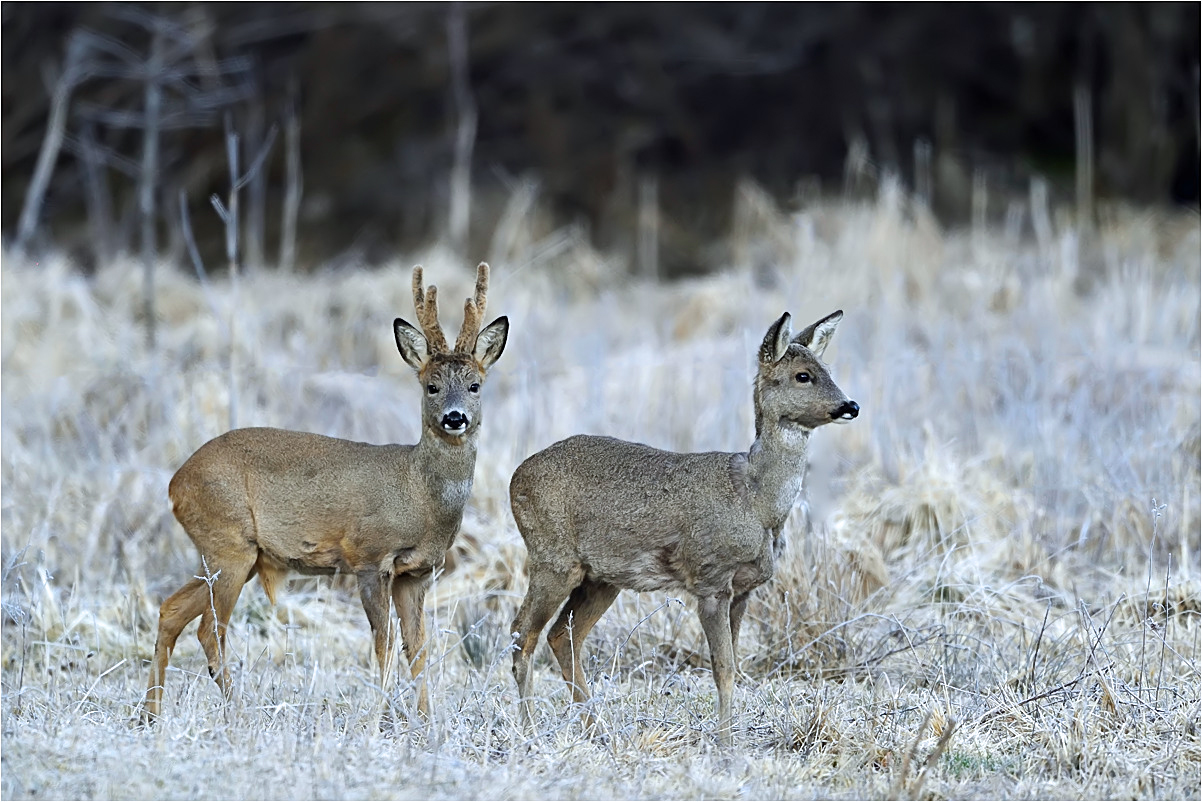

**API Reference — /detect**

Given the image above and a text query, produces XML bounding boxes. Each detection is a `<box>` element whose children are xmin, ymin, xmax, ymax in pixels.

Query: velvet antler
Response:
<box><xmin>454</xmin><ymin>262</ymin><xmax>490</xmax><ymax>353</ymax></box>
<box><xmin>412</xmin><ymin>265</ymin><xmax>450</xmax><ymax>354</ymax></box>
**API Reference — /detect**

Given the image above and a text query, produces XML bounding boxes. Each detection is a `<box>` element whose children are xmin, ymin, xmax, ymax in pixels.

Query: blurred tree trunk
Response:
<box><xmin>446</xmin><ymin>2</ymin><xmax>475</xmax><ymax>260</ymax></box>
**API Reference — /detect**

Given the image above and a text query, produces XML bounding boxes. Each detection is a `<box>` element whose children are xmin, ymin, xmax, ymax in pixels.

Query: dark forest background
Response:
<box><xmin>3</xmin><ymin>2</ymin><xmax>1199</xmax><ymax>276</ymax></box>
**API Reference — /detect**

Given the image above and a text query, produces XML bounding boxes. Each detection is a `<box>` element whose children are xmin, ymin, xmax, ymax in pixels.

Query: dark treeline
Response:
<box><xmin>3</xmin><ymin>3</ymin><xmax>1198</xmax><ymax>274</ymax></box>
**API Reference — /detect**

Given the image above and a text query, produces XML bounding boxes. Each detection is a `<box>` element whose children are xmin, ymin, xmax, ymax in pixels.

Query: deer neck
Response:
<box><xmin>414</xmin><ymin>426</ymin><xmax>478</xmax><ymax>505</ymax></box>
<box><xmin>745</xmin><ymin>420</ymin><xmax>811</xmax><ymax>531</ymax></box>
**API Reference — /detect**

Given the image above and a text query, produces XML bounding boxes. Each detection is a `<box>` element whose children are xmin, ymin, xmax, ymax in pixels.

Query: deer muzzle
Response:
<box><xmin>831</xmin><ymin>400</ymin><xmax>859</xmax><ymax>423</ymax></box>
<box><xmin>441</xmin><ymin>410</ymin><xmax>470</xmax><ymax>434</ymax></box>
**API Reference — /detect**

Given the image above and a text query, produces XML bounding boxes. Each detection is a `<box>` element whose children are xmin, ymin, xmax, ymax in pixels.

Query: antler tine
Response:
<box><xmin>472</xmin><ymin>261</ymin><xmax>489</xmax><ymax>317</ymax></box>
<box><xmin>411</xmin><ymin>265</ymin><xmax>449</xmax><ymax>354</ymax></box>
<box><xmin>412</xmin><ymin>265</ymin><xmax>425</xmax><ymax>309</ymax></box>
<box><xmin>454</xmin><ymin>262</ymin><xmax>490</xmax><ymax>353</ymax></box>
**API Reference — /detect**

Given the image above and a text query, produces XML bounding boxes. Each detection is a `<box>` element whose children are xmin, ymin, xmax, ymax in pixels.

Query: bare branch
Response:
<box><xmin>74</xmin><ymin>102</ymin><xmax>222</xmax><ymax>130</ymax></box>
<box><xmin>210</xmin><ymin>194</ymin><xmax>231</xmax><ymax>225</ymax></box>
<box><xmin>232</xmin><ymin>123</ymin><xmax>278</xmax><ymax>193</ymax></box>
<box><xmin>62</xmin><ymin>134</ymin><xmax>145</xmax><ymax>178</ymax></box>
<box><xmin>13</xmin><ymin>32</ymin><xmax>90</xmax><ymax>256</ymax></box>
<box><xmin>70</xmin><ymin>29</ymin><xmax>142</xmax><ymax>66</ymax></box>
<box><xmin>178</xmin><ymin>189</ymin><xmax>209</xmax><ymax>286</ymax></box>
<box><xmin>79</xmin><ymin>57</ymin><xmax>255</xmax><ymax>84</ymax></box>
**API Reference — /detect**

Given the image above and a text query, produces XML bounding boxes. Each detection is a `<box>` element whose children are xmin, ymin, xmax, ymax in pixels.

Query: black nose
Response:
<box><xmin>832</xmin><ymin>401</ymin><xmax>859</xmax><ymax>420</ymax></box>
<box><xmin>442</xmin><ymin>411</ymin><xmax>468</xmax><ymax>430</ymax></box>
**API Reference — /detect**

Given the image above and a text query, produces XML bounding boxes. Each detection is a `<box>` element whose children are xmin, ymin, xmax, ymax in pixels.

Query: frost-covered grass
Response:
<box><xmin>2</xmin><ymin>188</ymin><xmax>1199</xmax><ymax>799</ymax></box>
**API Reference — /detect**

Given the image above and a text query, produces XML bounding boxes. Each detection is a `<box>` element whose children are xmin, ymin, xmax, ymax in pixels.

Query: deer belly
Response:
<box><xmin>265</xmin><ymin>528</ymin><xmax>401</xmax><ymax>576</ymax></box>
<box><xmin>588</xmin><ymin>545</ymin><xmax>688</xmax><ymax>593</ymax></box>
<box><xmin>275</xmin><ymin>542</ymin><xmax>344</xmax><ymax>574</ymax></box>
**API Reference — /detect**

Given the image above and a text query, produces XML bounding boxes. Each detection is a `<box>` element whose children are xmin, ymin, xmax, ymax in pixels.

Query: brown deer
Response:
<box><xmin>509</xmin><ymin>310</ymin><xmax>857</xmax><ymax>744</ymax></box>
<box><xmin>140</xmin><ymin>263</ymin><xmax>508</xmax><ymax>722</ymax></box>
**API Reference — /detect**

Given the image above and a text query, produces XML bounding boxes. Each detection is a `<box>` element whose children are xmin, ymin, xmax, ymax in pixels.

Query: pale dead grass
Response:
<box><xmin>2</xmin><ymin>188</ymin><xmax>1199</xmax><ymax>799</ymax></box>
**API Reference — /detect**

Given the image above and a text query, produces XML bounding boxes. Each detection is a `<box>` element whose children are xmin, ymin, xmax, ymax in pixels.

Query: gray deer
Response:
<box><xmin>509</xmin><ymin>310</ymin><xmax>857</xmax><ymax>744</ymax></box>
<box><xmin>141</xmin><ymin>263</ymin><xmax>508</xmax><ymax>722</ymax></box>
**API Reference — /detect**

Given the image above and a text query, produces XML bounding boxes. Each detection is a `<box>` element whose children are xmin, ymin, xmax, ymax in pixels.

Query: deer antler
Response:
<box><xmin>412</xmin><ymin>265</ymin><xmax>450</xmax><ymax>354</ymax></box>
<box><xmin>454</xmin><ymin>262</ymin><xmax>490</xmax><ymax>353</ymax></box>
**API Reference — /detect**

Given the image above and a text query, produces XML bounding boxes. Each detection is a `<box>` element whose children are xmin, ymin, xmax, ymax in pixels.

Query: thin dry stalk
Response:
<box><xmin>908</xmin><ymin>717</ymin><xmax>958</xmax><ymax>800</ymax></box>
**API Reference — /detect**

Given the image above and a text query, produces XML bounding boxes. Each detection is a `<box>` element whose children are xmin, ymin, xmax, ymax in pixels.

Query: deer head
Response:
<box><xmin>393</xmin><ymin>263</ymin><xmax>509</xmax><ymax>441</ymax></box>
<box><xmin>755</xmin><ymin>310</ymin><xmax>858</xmax><ymax>435</ymax></box>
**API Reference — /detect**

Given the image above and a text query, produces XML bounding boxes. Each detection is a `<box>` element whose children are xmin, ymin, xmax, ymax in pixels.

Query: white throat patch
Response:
<box><xmin>777</xmin><ymin>421</ymin><xmax>813</xmax><ymax>448</ymax></box>
<box><xmin>438</xmin><ymin>478</ymin><xmax>473</xmax><ymax>508</ymax></box>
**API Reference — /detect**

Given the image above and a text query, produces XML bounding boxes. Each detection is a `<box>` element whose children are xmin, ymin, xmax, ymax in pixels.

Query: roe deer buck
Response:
<box><xmin>509</xmin><ymin>310</ymin><xmax>857</xmax><ymax>744</ymax></box>
<box><xmin>140</xmin><ymin>262</ymin><xmax>508</xmax><ymax>722</ymax></box>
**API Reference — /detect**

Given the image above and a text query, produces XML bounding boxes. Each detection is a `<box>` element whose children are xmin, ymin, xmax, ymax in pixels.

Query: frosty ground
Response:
<box><xmin>2</xmin><ymin>190</ymin><xmax>1198</xmax><ymax>799</ymax></box>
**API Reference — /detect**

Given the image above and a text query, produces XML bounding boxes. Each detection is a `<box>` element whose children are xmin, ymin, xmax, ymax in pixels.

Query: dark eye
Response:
<box><xmin>795</xmin><ymin>372</ymin><xmax>811</xmax><ymax>384</ymax></box>
<box><xmin>469</xmin><ymin>383</ymin><xmax>480</xmax><ymax>393</ymax></box>
<box><xmin>426</xmin><ymin>384</ymin><xmax>439</xmax><ymax>395</ymax></box>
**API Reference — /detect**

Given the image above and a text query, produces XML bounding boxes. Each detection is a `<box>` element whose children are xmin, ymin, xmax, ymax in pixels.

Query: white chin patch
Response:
<box><xmin>778</xmin><ymin>420</ymin><xmax>813</xmax><ymax>446</ymax></box>
<box><xmin>442</xmin><ymin>423</ymin><xmax>468</xmax><ymax>435</ymax></box>
<box><xmin>833</xmin><ymin>416</ymin><xmax>855</xmax><ymax>424</ymax></box>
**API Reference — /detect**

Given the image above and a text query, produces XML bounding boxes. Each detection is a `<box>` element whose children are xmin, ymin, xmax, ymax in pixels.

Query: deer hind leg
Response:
<box><xmin>391</xmin><ymin>574</ymin><xmax>430</xmax><ymax>719</ymax></box>
<box><xmin>141</xmin><ymin>577</ymin><xmax>212</xmax><ymax>722</ymax></box>
<box><xmin>194</xmin><ymin>546</ymin><xmax>257</xmax><ymax>700</ymax></box>
<box><xmin>729</xmin><ymin>591</ymin><xmax>751</xmax><ymax>673</ymax></box>
<box><xmin>510</xmin><ymin>563</ymin><xmax>584</xmax><ymax>729</ymax></box>
<box><xmin>546</xmin><ymin>578</ymin><xmax>620</xmax><ymax>729</ymax></box>
<box><xmin>697</xmin><ymin>593</ymin><xmax>735</xmax><ymax>747</ymax></box>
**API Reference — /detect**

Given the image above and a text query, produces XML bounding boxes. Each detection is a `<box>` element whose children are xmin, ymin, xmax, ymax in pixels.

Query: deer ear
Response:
<box><xmin>759</xmin><ymin>312</ymin><xmax>792</xmax><ymax>365</ymax></box>
<box><xmin>393</xmin><ymin>317</ymin><xmax>427</xmax><ymax>371</ymax></box>
<box><xmin>793</xmin><ymin>310</ymin><xmax>843</xmax><ymax>359</ymax></box>
<box><xmin>474</xmin><ymin>316</ymin><xmax>509</xmax><ymax>370</ymax></box>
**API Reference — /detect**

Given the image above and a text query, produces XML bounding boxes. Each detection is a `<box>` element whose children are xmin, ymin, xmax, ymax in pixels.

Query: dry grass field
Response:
<box><xmin>2</xmin><ymin>186</ymin><xmax>1199</xmax><ymax>799</ymax></box>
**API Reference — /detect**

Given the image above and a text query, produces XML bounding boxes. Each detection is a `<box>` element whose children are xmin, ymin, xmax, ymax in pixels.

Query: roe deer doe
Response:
<box><xmin>140</xmin><ymin>263</ymin><xmax>508</xmax><ymax>722</ymax></box>
<box><xmin>509</xmin><ymin>310</ymin><xmax>857</xmax><ymax>744</ymax></box>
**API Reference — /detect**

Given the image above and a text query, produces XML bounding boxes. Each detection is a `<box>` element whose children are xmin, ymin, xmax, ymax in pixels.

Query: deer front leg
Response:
<box><xmin>392</xmin><ymin>574</ymin><xmax>430</xmax><ymax>719</ymax></box>
<box><xmin>697</xmin><ymin>593</ymin><xmax>735</xmax><ymax>746</ymax></box>
<box><xmin>357</xmin><ymin>571</ymin><xmax>396</xmax><ymax>691</ymax></box>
